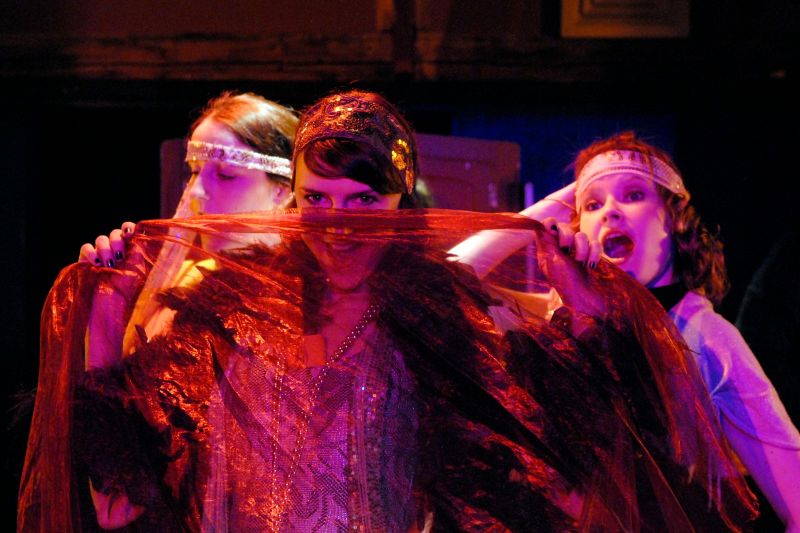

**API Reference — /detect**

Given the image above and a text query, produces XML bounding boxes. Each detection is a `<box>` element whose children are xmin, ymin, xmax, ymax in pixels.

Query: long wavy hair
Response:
<box><xmin>573</xmin><ymin>131</ymin><xmax>729</xmax><ymax>306</ymax></box>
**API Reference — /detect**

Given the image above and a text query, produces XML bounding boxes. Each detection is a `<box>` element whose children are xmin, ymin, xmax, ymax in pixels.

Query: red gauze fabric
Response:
<box><xmin>19</xmin><ymin>209</ymin><xmax>757</xmax><ymax>532</ymax></box>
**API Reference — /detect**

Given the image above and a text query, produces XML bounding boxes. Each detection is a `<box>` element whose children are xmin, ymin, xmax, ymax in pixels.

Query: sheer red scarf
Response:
<box><xmin>19</xmin><ymin>209</ymin><xmax>757</xmax><ymax>532</ymax></box>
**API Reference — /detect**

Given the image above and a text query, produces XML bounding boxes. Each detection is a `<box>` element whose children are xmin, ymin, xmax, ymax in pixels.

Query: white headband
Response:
<box><xmin>576</xmin><ymin>149</ymin><xmax>688</xmax><ymax>201</ymax></box>
<box><xmin>185</xmin><ymin>140</ymin><xmax>292</xmax><ymax>179</ymax></box>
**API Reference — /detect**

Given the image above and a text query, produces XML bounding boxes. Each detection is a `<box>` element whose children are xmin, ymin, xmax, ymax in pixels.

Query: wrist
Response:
<box><xmin>542</xmin><ymin>197</ymin><xmax>576</xmax><ymax>213</ymax></box>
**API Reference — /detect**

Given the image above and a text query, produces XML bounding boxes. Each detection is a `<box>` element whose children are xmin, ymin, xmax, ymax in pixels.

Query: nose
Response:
<box><xmin>327</xmin><ymin>196</ymin><xmax>347</xmax><ymax>210</ymax></box>
<box><xmin>600</xmin><ymin>198</ymin><xmax>623</xmax><ymax>224</ymax></box>
<box><xmin>182</xmin><ymin>170</ymin><xmax>209</xmax><ymax>215</ymax></box>
<box><xmin>186</xmin><ymin>170</ymin><xmax>208</xmax><ymax>200</ymax></box>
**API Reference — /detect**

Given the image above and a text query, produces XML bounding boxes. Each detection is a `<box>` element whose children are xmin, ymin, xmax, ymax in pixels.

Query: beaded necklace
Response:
<box><xmin>267</xmin><ymin>302</ymin><xmax>380</xmax><ymax>528</ymax></box>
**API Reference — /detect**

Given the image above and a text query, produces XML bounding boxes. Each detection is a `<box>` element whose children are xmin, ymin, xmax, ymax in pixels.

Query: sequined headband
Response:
<box><xmin>576</xmin><ymin>149</ymin><xmax>689</xmax><ymax>201</ymax></box>
<box><xmin>293</xmin><ymin>93</ymin><xmax>416</xmax><ymax>194</ymax></box>
<box><xmin>185</xmin><ymin>140</ymin><xmax>292</xmax><ymax>179</ymax></box>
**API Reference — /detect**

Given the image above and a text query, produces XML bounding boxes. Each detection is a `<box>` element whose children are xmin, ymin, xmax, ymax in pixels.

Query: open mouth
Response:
<box><xmin>602</xmin><ymin>233</ymin><xmax>634</xmax><ymax>260</ymax></box>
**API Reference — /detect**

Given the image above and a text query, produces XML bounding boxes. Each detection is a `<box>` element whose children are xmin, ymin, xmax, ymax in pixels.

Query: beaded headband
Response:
<box><xmin>576</xmin><ymin>149</ymin><xmax>689</xmax><ymax>202</ymax></box>
<box><xmin>185</xmin><ymin>140</ymin><xmax>292</xmax><ymax>179</ymax></box>
<box><xmin>293</xmin><ymin>92</ymin><xmax>416</xmax><ymax>195</ymax></box>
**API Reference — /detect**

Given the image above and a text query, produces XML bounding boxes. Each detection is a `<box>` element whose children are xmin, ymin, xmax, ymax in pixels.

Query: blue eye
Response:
<box><xmin>304</xmin><ymin>193</ymin><xmax>323</xmax><ymax>204</ymax></box>
<box><xmin>584</xmin><ymin>201</ymin><xmax>601</xmax><ymax>212</ymax></box>
<box><xmin>625</xmin><ymin>190</ymin><xmax>644</xmax><ymax>201</ymax></box>
<box><xmin>358</xmin><ymin>194</ymin><xmax>378</xmax><ymax>205</ymax></box>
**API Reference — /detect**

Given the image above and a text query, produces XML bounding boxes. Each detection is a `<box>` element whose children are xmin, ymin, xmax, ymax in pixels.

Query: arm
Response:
<box><xmin>736</xmin><ymin>232</ymin><xmax>800</xmax><ymax>433</ymax></box>
<box><xmin>80</xmin><ymin>224</ymin><xmax>153</xmax><ymax>527</ymax></box>
<box><xmin>721</xmin><ymin>418</ymin><xmax>800</xmax><ymax>531</ymax></box>
<box><xmin>81</xmin><ymin>222</ymin><xmax>140</xmax><ymax>369</ymax></box>
<box><xmin>449</xmin><ymin>182</ymin><xmax>598</xmax><ymax>280</ymax></box>
<box><xmin>519</xmin><ymin>181</ymin><xmax>577</xmax><ymax>224</ymax></box>
<box><xmin>701</xmin><ymin>312</ymin><xmax>800</xmax><ymax>530</ymax></box>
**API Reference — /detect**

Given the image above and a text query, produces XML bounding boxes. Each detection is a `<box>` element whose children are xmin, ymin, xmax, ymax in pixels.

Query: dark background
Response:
<box><xmin>2</xmin><ymin>0</ymin><xmax>798</xmax><ymax>529</ymax></box>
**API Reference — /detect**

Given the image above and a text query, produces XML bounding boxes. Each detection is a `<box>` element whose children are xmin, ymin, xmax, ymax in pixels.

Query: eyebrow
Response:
<box><xmin>296</xmin><ymin>186</ymin><xmax>378</xmax><ymax>198</ymax></box>
<box><xmin>621</xmin><ymin>176</ymin><xmax>650</xmax><ymax>185</ymax></box>
<box><xmin>586</xmin><ymin>176</ymin><xmax>650</xmax><ymax>191</ymax></box>
<box><xmin>346</xmin><ymin>190</ymin><xmax>379</xmax><ymax>199</ymax></box>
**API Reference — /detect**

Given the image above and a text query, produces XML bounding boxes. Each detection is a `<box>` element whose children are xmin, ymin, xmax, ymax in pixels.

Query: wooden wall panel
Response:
<box><xmin>0</xmin><ymin>0</ymin><xmax>794</xmax><ymax>83</ymax></box>
<box><xmin>1</xmin><ymin>0</ymin><xmax>379</xmax><ymax>36</ymax></box>
<box><xmin>561</xmin><ymin>0</ymin><xmax>689</xmax><ymax>38</ymax></box>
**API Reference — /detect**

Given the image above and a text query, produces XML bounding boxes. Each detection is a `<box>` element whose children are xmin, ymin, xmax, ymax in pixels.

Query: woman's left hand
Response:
<box><xmin>79</xmin><ymin>222</ymin><xmax>136</xmax><ymax>268</ymax></box>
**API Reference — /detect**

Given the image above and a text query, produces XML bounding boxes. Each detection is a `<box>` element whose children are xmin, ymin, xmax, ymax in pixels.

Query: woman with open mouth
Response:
<box><xmin>529</xmin><ymin>131</ymin><xmax>800</xmax><ymax>530</ymax></box>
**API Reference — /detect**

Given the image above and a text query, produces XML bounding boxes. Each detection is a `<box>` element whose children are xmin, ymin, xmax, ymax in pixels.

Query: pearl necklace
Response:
<box><xmin>267</xmin><ymin>303</ymin><xmax>380</xmax><ymax>528</ymax></box>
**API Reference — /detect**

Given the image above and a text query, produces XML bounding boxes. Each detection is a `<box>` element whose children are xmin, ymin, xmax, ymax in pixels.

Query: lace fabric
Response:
<box><xmin>195</xmin><ymin>326</ymin><xmax>417</xmax><ymax>532</ymax></box>
<box><xmin>19</xmin><ymin>209</ymin><xmax>757</xmax><ymax>532</ymax></box>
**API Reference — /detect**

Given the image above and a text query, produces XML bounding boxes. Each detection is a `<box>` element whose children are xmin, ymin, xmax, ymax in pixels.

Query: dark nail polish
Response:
<box><xmin>115</xmin><ymin>251</ymin><xmax>123</xmax><ymax>260</ymax></box>
<box><xmin>107</xmin><ymin>259</ymin><xmax>115</xmax><ymax>267</ymax></box>
<box><xmin>124</xmin><ymin>227</ymin><xmax>133</xmax><ymax>234</ymax></box>
<box><xmin>589</xmin><ymin>261</ymin><xmax>597</xmax><ymax>269</ymax></box>
<box><xmin>550</xmin><ymin>224</ymin><xmax>558</xmax><ymax>232</ymax></box>
<box><xmin>94</xmin><ymin>257</ymin><xmax>102</xmax><ymax>266</ymax></box>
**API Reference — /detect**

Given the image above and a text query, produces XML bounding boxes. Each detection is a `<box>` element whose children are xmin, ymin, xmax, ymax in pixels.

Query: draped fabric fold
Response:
<box><xmin>19</xmin><ymin>209</ymin><xmax>756</xmax><ymax>532</ymax></box>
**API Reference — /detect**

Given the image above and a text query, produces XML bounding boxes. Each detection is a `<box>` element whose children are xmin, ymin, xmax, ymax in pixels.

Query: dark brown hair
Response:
<box><xmin>296</xmin><ymin>90</ymin><xmax>418</xmax><ymax>208</ymax></box>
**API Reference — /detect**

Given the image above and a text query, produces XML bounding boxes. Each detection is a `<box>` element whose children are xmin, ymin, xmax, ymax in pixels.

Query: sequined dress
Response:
<box><xmin>201</xmin><ymin>327</ymin><xmax>418</xmax><ymax>532</ymax></box>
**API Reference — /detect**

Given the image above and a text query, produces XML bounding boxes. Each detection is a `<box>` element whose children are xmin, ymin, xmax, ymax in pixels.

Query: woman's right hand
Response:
<box><xmin>81</xmin><ymin>222</ymin><xmax>146</xmax><ymax>370</ymax></box>
<box><xmin>89</xmin><ymin>479</ymin><xmax>145</xmax><ymax>530</ymax></box>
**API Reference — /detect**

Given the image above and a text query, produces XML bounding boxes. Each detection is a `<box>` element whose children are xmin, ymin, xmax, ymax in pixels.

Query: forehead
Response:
<box><xmin>582</xmin><ymin>172</ymin><xmax>658</xmax><ymax>194</ymax></box>
<box><xmin>295</xmin><ymin>155</ymin><xmax>377</xmax><ymax>194</ymax></box>
<box><xmin>190</xmin><ymin>118</ymin><xmax>248</xmax><ymax>150</ymax></box>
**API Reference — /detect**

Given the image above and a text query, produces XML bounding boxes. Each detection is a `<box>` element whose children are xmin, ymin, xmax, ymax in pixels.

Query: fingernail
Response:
<box><xmin>589</xmin><ymin>261</ymin><xmax>597</xmax><ymax>269</ymax></box>
<box><xmin>124</xmin><ymin>227</ymin><xmax>133</xmax><ymax>234</ymax></box>
<box><xmin>115</xmin><ymin>251</ymin><xmax>123</xmax><ymax>260</ymax></box>
<box><xmin>550</xmin><ymin>224</ymin><xmax>558</xmax><ymax>232</ymax></box>
<box><xmin>94</xmin><ymin>257</ymin><xmax>102</xmax><ymax>266</ymax></box>
<box><xmin>106</xmin><ymin>259</ymin><xmax>115</xmax><ymax>267</ymax></box>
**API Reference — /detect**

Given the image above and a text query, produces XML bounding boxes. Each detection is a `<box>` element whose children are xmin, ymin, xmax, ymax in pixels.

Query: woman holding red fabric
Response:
<box><xmin>20</xmin><ymin>95</ymin><xmax>756</xmax><ymax>531</ymax></box>
<box><xmin>519</xmin><ymin>131</ymin><xmax>800</xmax><ymax>530</ymax></box>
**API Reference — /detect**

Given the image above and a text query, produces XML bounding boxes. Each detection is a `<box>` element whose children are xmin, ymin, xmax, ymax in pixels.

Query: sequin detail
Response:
<box><xmin>576</xmin><ymin>149</ymin><xmax>687</xmax><ymax>201</ymax></box>
<box><xmin>186</xmin><ymin>140</ymin><xmax>292</xmax><ymax>179</ymax></box>
<box><xmin>294</xmin><ymin>92</ymin><xmax>416</xmax><ymax>194</ymax></box>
